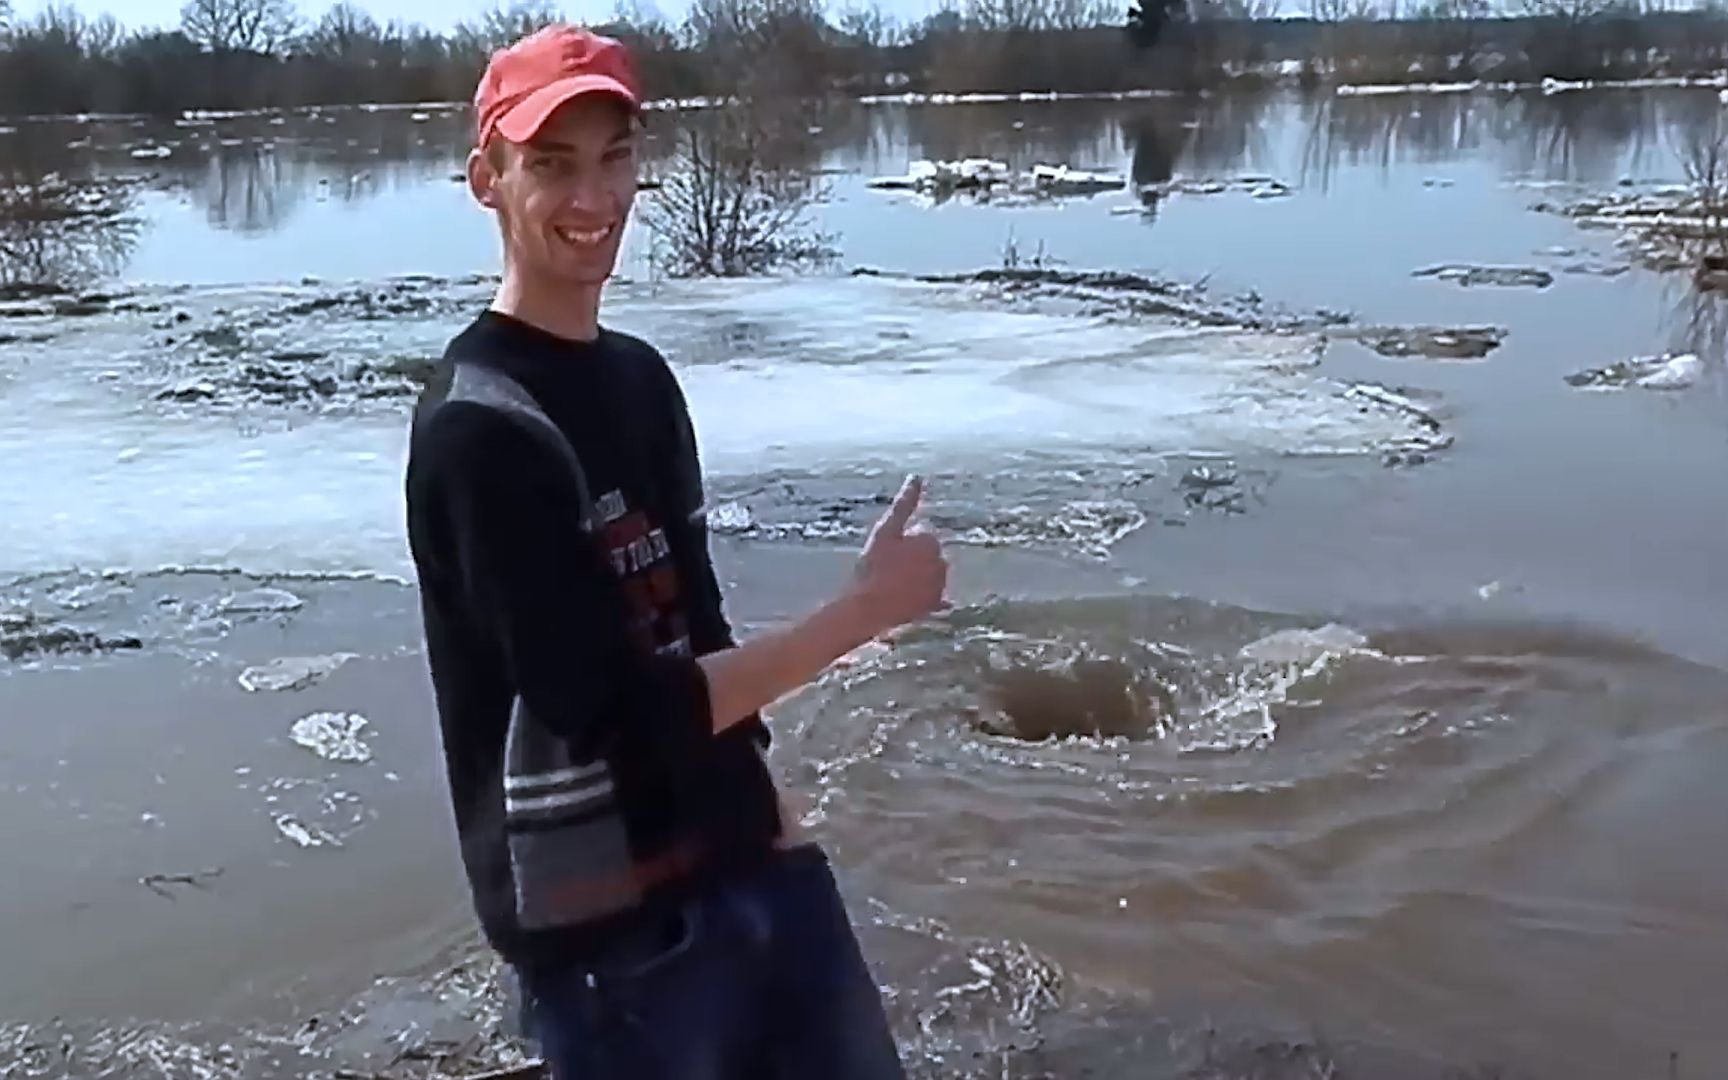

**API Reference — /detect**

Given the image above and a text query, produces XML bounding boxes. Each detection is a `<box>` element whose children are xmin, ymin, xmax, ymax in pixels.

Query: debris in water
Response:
<box><xmin>706</xmin><ymin>500</ymin><xmax>756</xmax><ymax>533</ymax></box>
<box><xmin>1565</xmin><ymin>353</ymin><xmax>1701</xmax><ymax>391</ymax></box>
<box><xmin>1350</xmin><ymin>324</ymin><xmax>1507</xmax><ymax>361</ymax></box>
<box><xmin>1560</xmin><ymin>259</ymin><xmax>1630</xmax><ymax>278</ymax></box>
<box><xmin>867</xmin><ymin>158</ymin><xmax>1009</xmax><ymax>193</ymax></box>
<box><xmin>274</xmin><ymin>814</ymin><xmax>339</xmax><ymax>848</ymax></box>
<box><xmin>1179</xmin><ymin>463</ymin><xmax>1249</xmax><ymax>513</ymax></box>
<box><xmin>0</xmin><ymin>608</ymin><xmax>143</xmax><ymax>661</ymax></box>
<box><xmin>1412</xmin><ymin>263</ymin><xmax>1555</xmax><ymax>289</ymax></box>
<box><xmin>156</xmin><ymin>378</ymin><xmax>219</xmax><ymax>402</ymax></box>
<box><xmin>216</xmin><ymin>587</ymin><xmax>304</xmax><ymax>615</ymax></box>
<box><xmin>1238</xmin><ymin>624</ymin><xmax>1368</xmax><ymax>665</ymax></box>
<box><xmin>239</xmin><ymin>653</ymin><xmax>353</xmax><ymax>693</ymax></box>
<box><xmin>289</xmin><ymin>711</ymin><xmax>372</xmax><ymax>763</ymax></box>
<box><xmin>1029</xmin><ymin>163</ymin><xmax>1125</xmax><ymax>196</ymax></box>
<box><xmin>869</xmin><ymin>159</ymin><xmax>1125</xmax><ymax>199</ymax></box>
<box><xmin>1143</xmin><ymin>175</ymin><xmax>1296</xmax><ymax>199</ymax></box>
<box><xmin>139</xmin><ymin>867</ymin><xmax>224</xmax><ymax>899</ymax></box>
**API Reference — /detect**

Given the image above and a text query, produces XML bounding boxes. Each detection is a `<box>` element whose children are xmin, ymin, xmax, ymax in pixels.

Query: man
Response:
<box><xmin>404</xmin><ymin>24</ymin><xmax>947</xmax><ymax>1080</ymax></box>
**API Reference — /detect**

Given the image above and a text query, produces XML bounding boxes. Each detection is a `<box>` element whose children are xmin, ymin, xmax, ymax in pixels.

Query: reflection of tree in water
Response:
<box><xmin>901</xmin><ymin>102</ymin><xmax>1118</xmax><ymax>174</ymax></box>
<box><xmin>190</xmin><ymin>144</ymin><xmax>307</xmax><ymax>235</ymax></box>
<box><xmin>1497</xmin><ymin>93</ymin><xmax>1663</xmax><ymax>184</ymax></box>
<box><xmin>168</xmin><ymin>111</ymin><xmax>473</xmax><ymax>233</ymax></box>
<box><xmin>1299</xmin><ymin>93</ymin><xmax>1487</xmax><ymax>193</ymax></box>
<box><xmin>1665</xmin><ymin>281</ymin><xmax>1728</xmax><ymax>382</ymax></box>
<box><xmin>1125</xmin><ymin>99</ymin><xmax>1194</xmax><ymax>217</ymax></box>
<box><xmin>1297</xmin><ymin>89</ymin><xmax>1719</xmax><ymax>190</ymax></box>
<box><xmin>1124</xmin><ymin>94</ymin><xmax>1271</xmax><ymax>217</ymax></box>
<box><xmin>1181</xmin><ymin>91</ymin><xmax>1275</xmax><ymax>177</ymax></box>
<box><xmin>0</xmin><ymin>144</ymin><xmax>141</xmax><ymax>289</ymax></box>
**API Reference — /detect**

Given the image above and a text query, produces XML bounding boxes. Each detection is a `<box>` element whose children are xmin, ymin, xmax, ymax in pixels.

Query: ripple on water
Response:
<box><xmin>775</xmin><ymin>593</ymin><xmax>1728</xmax><ymax>1074</ymax></box>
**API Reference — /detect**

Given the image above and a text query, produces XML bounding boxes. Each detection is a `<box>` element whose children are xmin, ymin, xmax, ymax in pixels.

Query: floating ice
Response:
<box><xmin>1412</xmin><ymin>264</ymin><xmax>1554</xmax><ymax>289</ymax></box>
<box><xmin>1351</xmin><ymin>324</ymin><xmax>1507</xmax><ymax>361</ymax></box>
<box><xmin>216</xmin><ymin>587</ymin><xmax>304</xmax><ymax>615</ymax></box>
<box><xmin>1238</xmin><ymin>624</ymin><xmax>1369</xmax><ymax>666</ymax></box>
<box><xmin>274</xmin><ymin>814</ymin><xmax>338</xmax><ymax>847</ymax></box>
<box><xmin>705</xmin><ymin>500</ymin><xmax>756</xmax><ymax>533</ymax></box>
<box><xmin>1029</xmin><ymin>164</ymin><xmax>1125</xmax><ymax>196</ymax></box>
<box><xmin>240</xmin><ymin>653</ymin><xmax>353</xmax><ymax>692</ymax></box>
<box><xmin>1566</xmin><ymin>353</ymin><xmax>1702</xmax><ymax>392</ymax></box>
<box><xmin>5</xmin><ymin>273</ymin><xmax>1450</xmax><ymax>578</ymax></box>
<box><xmin>288</xmin><ymin>711</ymin><xmax>372</xmax><ymax>763</ymax></box>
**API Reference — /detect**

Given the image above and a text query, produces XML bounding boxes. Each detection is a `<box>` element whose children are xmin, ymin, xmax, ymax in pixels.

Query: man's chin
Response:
<box><xmin>557</xmin><ymin>259</ymin><xmax>621</xmax><ymax>288</ymax></box>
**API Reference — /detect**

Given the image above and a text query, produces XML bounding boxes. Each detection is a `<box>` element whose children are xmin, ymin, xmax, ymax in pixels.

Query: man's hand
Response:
<box><xmin>846</xmin><ymin>475</ymin><xmax>949</xmax><ymax>639</ymax></box>
<box><xmin>696</xmin><ymin>475</ymin><xmax>949</xmax><ymax>735</ymax></box>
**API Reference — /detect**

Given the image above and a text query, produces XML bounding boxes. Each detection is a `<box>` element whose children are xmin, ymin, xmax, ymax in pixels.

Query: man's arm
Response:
<box><xmin>433</xmin><ymin>405</ymin><xmax>945</xmax><ymax>748</ymax></box>
<box><xmin>695</xmin><ymin>476</ymin><xmax>946</xmax><ymax>732</ymax></box>
<box><xmin>650</xmin><ymin>363</ymin><xmax>948</xmax><ymax>732</ymax></box>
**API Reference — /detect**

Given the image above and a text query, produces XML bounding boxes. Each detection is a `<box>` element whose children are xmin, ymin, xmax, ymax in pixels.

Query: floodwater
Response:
<box><xmin>1</xmin><ymin>89</ymin><xmax>1725</xmax><ymax>1079</ymax></box>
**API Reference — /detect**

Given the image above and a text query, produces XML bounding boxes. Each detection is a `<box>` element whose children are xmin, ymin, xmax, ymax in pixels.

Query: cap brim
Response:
<box><xmin>492</xmin><ymin>74</ymin><xmax>639</xmax><ymax>144</ymax></box>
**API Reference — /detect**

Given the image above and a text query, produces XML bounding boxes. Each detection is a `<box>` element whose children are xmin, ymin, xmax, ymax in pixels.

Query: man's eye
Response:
<box><xmin>604</xmin><ymin>146</ymin><xmax>635</xmax><ymax>164</ymax></box>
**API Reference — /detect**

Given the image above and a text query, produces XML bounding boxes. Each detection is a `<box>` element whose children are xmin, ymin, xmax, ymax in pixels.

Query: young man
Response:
<box><xmin>404</xmin><ymin>24</ymin><xmax>946</xmax><ymax>1080</ymax></box>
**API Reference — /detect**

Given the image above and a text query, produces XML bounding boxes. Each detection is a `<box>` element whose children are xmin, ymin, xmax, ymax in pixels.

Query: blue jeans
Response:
<box><xmin>517</xmin><ymin>846</ymin><xmax>905</xmax><ymax>1080</ymax></box>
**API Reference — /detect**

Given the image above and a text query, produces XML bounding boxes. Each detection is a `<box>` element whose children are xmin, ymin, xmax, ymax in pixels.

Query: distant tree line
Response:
<box><xmin>3</xmin><ymin>0</ymin><xmax>1728</xmax><ymax>117</ymax></box>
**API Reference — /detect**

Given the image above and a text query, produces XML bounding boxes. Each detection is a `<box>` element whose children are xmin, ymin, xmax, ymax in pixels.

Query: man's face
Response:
<box><xmin>469</xmin><ymin>95</ymin><xmax>638</xmax><ymax>289</ymax></box>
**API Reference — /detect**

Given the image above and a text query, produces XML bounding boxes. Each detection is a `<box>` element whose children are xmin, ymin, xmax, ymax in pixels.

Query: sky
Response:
<box><xmin>16</xmin><ymin>0</ymin><xmax>947</xmax><ymax>34</ymax></box>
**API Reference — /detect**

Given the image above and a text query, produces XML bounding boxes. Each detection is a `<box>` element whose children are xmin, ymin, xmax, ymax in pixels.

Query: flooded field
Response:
<box><xmin>2</xmin><ymin>88</ymin><xmax>1725</xmax><ymax>1078</ymax></box>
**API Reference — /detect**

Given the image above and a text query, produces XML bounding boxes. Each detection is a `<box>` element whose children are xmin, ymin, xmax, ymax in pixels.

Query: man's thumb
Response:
<box><xmin>876</xmin><ymin>474</ymin><xmax>924</xmax><ymax>538</ymax></box>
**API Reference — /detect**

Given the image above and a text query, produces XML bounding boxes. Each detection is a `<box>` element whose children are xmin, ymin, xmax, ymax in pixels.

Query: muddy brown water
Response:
<box><xmin>3</xmin><ymin>89</ymin><xmax>1727</xmax><ymax>1077</ymax></box>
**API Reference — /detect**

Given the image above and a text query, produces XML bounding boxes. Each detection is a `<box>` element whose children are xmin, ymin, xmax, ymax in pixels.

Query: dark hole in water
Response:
<box><xmin>976</xmin><ymin>656</ymin><xmax>1177</xmax><ymax>742</ymax></box>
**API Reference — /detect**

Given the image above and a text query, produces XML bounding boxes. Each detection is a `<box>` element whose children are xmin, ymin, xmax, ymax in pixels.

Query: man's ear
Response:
<box><xmin>467</xmin><ymin>147</ymin><xmax>499</xmax><ymax>209</ymax></box>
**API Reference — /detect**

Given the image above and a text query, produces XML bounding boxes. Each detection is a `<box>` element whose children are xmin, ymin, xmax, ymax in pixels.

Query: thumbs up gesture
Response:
<box><xmin>847</xmin><ymin>475</ymin><xmax>949</xmax><ymax>638</ymax></box>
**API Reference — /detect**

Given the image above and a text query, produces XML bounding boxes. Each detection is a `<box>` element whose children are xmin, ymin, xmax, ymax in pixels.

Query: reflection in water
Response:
<box><xmin>192</xmin><ymin>145</ymin><xmax>305</xmax><ymax>235</ymax></box>
<box><xmin>0</xmin><ymin>169</ymin><xmax>141</xmax><ymax>289</ymax></box>
<box><xmin>1126</xmin><ymin>93</ymin><xmax>1277</xmax><ymax>216</ymax></box>
<box><xmin>1298</xmin><ymin>88</ymin><xmax>1728</xmax><ymax>192</ymax></box>
<box><xmin>1499</xmin><ymin>92</ymin><xmax>1667</xmax><ymax>182</ymax></box>
<box><xmin>4</xmin><ymin>90</ymin><xmax>1728</xmax><ymax>272</ymax></box>
<box><xmin>900</xmin><ymin>101</ymin><xmax>1121</xmax><ymax>174</ymax></box>
<box><xmin>1126</xmin><ymin>99</ymin><xmax>1195</xmax><ymax>218</ymax></box>
<box><xmin>1662</xmin><ymin>282</ymin><xmax>1728</xmax><ymax>414</ymax></box>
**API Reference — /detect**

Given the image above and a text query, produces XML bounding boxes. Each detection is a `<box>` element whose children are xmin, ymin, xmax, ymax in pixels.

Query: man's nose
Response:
<box><xmin>563</xmin><ymin>169</ymin><xmax>612</xmax><ymax>215</ymax></box>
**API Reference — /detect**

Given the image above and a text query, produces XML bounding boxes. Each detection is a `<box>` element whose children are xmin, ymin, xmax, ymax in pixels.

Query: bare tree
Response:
<box><xmin>28</xmin><ymin>2</ymin><xmax>87</xmax><ymax>45</ymax></box>
<box><xmin>0</xmin><ymin>0</ymin><xmax>14</xmax><ymax>36</ymax></box>
<box><xmin>181</xmin><ymin>0</ymin><xmax>299</xmax><ymax>53</ymax></box>
<box><xmin>838</xmin><ymin>0</ymin><xmax>893</xmax><ymax>46</ymax></box>
<box><xmin>302</xmin><ymin>0</ymin><xmax>381</xmax><ymax>60</ymax></box>
<box><xmin>613</xmin><ymin>0</ymin><xmax>670</xmax><ymax>29</ymax></box>
<box><xmin>1677</xmin><ymin>118</ymin><xmax>1728</xmax><ymax>261</ymax></box>
<box><xmin>640</xmin><ymin>104</ymin><xmax>833</xmax><ymax>276</ymax></box>
<box><xmin>683</xmin><ymin>0</ymin><xmax>831</xmax><ymax>98</ymax></box>
<box><xmin>966</xmin><ymin>0</ymin><xmax>1056</xmax><ymax>32</ymax></box>
<box><xmin>87</xmin><ymin>13</ymin><xmax>125</xmax><ymax>56</ymax></box>
<box><xmin>0</xmin><ymin>172</ymin><xmax>141</xmax><ymax>289</ymax></box>
<box><xmin>645</xmin><ymin>0</ymin><xmax>834</xmax><ymax>276</ymax></box>
<box><xmin>1517</xmin><ymin>0</ymin><xmax>1611</xmax><ymax>22</ymax></box>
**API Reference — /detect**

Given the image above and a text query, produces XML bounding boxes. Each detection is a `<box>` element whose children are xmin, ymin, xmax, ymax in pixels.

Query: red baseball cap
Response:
<box><xmin>473</xmin><ymin>25</ymin><xmax>641</xmax><ymax>147</ymax></box>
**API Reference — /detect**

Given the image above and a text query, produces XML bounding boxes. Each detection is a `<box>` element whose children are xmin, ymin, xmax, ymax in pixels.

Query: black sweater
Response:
<box><xmin>405</xmin><ymin>311</ymin><xmax>784</xmax><ymax>970</ymax></box>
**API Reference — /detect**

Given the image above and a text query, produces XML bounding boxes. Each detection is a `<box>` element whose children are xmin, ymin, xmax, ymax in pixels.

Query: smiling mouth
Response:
<box><xmin>555</xmin><ymin>224</ymin><xmax>615</xmax><ymax>248</ymax></box>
